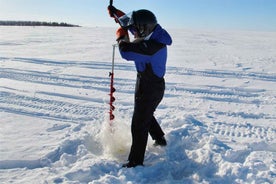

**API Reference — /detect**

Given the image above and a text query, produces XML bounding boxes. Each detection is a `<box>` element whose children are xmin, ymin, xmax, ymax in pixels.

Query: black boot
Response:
<box><xmin>153</xmin><ymin>136</ymin><xmax>167</xmax><ymax>146</ymax></box>
<box><xmin>122</xmin><ymin>162</ymin><xmax>143</xmax><ymax>168</ymax></box>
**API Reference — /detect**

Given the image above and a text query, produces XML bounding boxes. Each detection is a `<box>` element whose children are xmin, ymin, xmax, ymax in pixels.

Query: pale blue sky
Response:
<box><xmin>1</xmin><ymin>0</ymin><xmax>276</xmax><ymax>31</ymax></box>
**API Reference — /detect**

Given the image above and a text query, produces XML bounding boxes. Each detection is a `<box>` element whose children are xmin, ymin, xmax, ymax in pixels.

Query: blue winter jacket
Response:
<box><xmin>118</xmin><ymin>24</ymin><xmax>172</xmax><ymax>78</ymax></box>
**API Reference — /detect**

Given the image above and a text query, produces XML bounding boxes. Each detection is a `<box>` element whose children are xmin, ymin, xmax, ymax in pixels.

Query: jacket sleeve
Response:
<box><xmin>119</xmin><ymin>40</ymin><xmax>165</xmax><ymax>61</ymax></box>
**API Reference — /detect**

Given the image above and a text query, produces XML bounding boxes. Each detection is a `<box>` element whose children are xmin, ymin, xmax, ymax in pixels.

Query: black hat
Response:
<box><xmin>118</xmin><ymin>9</ymin><xmax>157</xmax><ymax>28</ymax></box>
<box><xmin>132</xmin><ymin>9</ymin><xmax>157</xmax><ymax>26</ymax></box>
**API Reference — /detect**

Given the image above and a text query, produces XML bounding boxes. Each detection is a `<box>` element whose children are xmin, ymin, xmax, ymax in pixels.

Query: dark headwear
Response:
<box><xmin>132</xmin><ymin>9</ymin><xmax>157</xmax><ymax>26</ymax></box>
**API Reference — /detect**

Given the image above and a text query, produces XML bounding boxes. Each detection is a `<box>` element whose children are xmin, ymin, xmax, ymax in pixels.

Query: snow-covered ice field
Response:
<box><xmin>0</xmin><ymin>26</ymin><xmax>276</xmax><ymax>183</ymax></box>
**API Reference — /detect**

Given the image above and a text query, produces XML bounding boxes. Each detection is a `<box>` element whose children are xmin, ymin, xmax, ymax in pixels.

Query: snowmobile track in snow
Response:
<box><xmin>208</xmin><ymin>121</ymin><xmax>275</xmax><ymax>141</ymax></box>
<box><xmin>167</xmin><ymin>67</ymin><xmax>276</xmax><ymax>82</ymax></box>
<box><xmin>0</xmin><ymin>91</ymin><xmax>103</xmax><ymax>122</ymax></box>
<box><xmin>1</xmin><ymin>68</ymin><xmax>109</xmax><ymax>92</ymax></box>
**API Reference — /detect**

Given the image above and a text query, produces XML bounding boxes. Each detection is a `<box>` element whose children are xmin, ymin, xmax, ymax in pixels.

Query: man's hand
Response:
<box><xmin>108</xmin><ymin>5</ymin><xmax>125</xmax><ymax>23</ymax></box>
<box><xmin>116</xmin><ymin>27</ymin><xmax>129</xmax><ymax>42</ymax></box>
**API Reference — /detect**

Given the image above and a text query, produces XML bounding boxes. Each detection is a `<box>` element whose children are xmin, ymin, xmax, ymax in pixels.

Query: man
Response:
<box><xmin>108</xmin><ymin>6</ymin><xmax>172</xmax><ymax>168</ymax></box>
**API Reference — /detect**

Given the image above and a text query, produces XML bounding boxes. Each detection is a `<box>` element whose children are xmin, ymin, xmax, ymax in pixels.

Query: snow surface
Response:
<box><xmin>0</xmin><ymin>26</ymin><xmax>276</xmax><ymax>184</ymax></box>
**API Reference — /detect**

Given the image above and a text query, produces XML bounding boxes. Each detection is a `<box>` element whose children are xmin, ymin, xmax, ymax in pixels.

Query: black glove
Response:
<box><xmin>107</xmin><ymin>5</ymin><xmax>125</xmax><ymax>21</ymax></box>
<box><xmin>108</xmin><ymin>5</ymin><xmax>117</xmax><ymax>18</ymax></box>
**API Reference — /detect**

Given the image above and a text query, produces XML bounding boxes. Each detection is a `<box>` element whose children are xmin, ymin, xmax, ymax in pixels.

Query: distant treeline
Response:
<box><xmin>0</xmin><ymin>21</ymin><xmax>80</xmax><ymax>27</ymax></box>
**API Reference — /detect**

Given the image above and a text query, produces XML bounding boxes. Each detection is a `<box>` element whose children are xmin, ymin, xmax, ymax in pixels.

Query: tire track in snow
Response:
<box><xmin>208</xmin><ymin>121</ymin><xmax>276</xmax><ymax>141</ymax></box>
<box><xmin>1</xmin><ymin>67</ymin><xmax>135</xmax><ymax>94</ymax></box>
<box><xmin>165</xmin><ymin>66</ymin><xmax>274</xmax><ymax>105</ymax></box>
<box><xmin>0</xmin><ymin>91</ymin><xmax>103</xmax><ymax>122</ymax></box>
<box><xmin>164</xmin><ymin>66</ymin><xmax>276</xmax><ymax>144</ymax></box>
<box><xmin>167</xmin><ymin>84</ymin><xmax>263</xmax><ymax>97</ymax></box>
<box><xmin>1</xmin><ymin>68</ymin><xmax>108</xmax><ymax>92</ymax></box>
<box><xmin>165</xmin><ymin>82</ymin><xmax>269</xmax><ymax>106</ymax></box>
<box><xmin>2</xmin><ymin>57</ymin><xmax>135</xmax><ymax>72</ymax></box>
<box><xmin>167</xmin><ymin>67</ymin><xmax>276</xmax><ymax>82</ymax></box>
<box><xmin>0</xmin><ymin>58</ymin><xmax>135</xmax><ymax>123</ymax></box>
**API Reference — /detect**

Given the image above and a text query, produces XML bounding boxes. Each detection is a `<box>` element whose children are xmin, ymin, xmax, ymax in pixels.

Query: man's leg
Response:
<box><xmin>149</xmin><ymin>116</ymin><xmax>165</xmax><ymax>140</ymax></box>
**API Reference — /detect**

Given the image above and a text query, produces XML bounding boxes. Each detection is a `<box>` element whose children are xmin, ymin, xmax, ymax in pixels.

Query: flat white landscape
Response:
<box><xmin>0</xmin><ymin>26</ymin><xmax>275</xmax><ymax>183</ymax></box>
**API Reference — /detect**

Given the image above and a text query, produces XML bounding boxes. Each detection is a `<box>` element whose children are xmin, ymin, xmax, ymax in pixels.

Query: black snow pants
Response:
<box><xmin>128</xmin><ymin>64</ymin><xmax>165</xmax><ymax>165</ymax></box>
